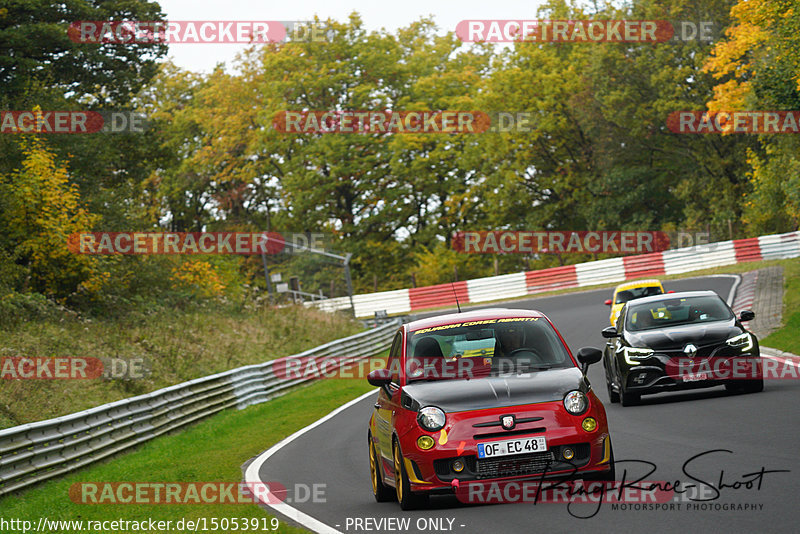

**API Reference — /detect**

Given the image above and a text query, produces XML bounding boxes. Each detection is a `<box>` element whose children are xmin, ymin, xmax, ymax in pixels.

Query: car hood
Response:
<box><xmin>401</xmin><ymin>367</ymin><xmax>586</xmax><ymax>412</ymax></box>
<box><xmin>625</xmin><ymin>319</ymin><xmax>742</xmax><ymax>351</ymax></box>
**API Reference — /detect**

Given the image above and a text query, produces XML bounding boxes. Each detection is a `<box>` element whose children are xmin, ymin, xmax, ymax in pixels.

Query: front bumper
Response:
<box><xmin>620</xmin><ymin>345</ymin><xmax>762</xmax><ymax>395</ymax></box>
<box><xmin>397</xmin><ymin>402</ymin><xmax>612</xmax><ymax>493</ymax></box>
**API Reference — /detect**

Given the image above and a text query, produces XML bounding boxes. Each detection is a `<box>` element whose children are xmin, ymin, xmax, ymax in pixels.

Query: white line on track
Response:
<box><xmin>244</xmin><ymin>389</ymin><xmax>378</xmax><ymax>534</ymax></box>
<box><xmin>242</xmin><ymin>275</ymin><xmax>744</xmax><ymax>533</ymax></box>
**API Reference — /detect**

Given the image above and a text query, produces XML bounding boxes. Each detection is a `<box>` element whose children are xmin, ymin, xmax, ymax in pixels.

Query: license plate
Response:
<box><xmin>682</xmin><ymin>372</ymin><xmax>708</xmax><ymax>382</ymax></box>
<box><xmin>477</xmin><ymin>436</ymin><xmax>547</xmax><ymax>458</ymax></box>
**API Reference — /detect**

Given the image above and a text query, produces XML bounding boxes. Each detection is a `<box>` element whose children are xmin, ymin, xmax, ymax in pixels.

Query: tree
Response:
<box><xmin>704</xmin><ymin>0</ymin><xmax>800</xmax><ymax>232</ymax></box>
<box><xmin>0</xmin><ymin>0</ymin><xmax>167</xmax><ymax>106</ymax></box>
<box><xmin>0</xmin><ymin>135</ymin><xmax>98</xmax><ymax>300</ymax></box>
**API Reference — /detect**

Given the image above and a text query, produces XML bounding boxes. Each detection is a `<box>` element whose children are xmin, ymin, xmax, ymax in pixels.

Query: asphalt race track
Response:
<box><xmin>251</xmin><ymin>276</ymin><xmax>800</xmax><ymax>534</ymax></box>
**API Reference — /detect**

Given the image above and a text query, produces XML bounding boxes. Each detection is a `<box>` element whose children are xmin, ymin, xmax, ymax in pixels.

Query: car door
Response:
<box><xmin>374</xmin><ymin>330</ymin><xmax>404</xmax><ymax>477</ymax></box>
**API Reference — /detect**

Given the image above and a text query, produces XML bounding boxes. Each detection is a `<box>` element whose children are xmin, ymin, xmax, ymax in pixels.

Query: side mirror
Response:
<box><xmin>601</xmin><ymin>326</ymin><xmax>619</xmax><ymax>338</ymax></box>
<box><xmin>604</xmin><ymin>299</ymin><xmax>612</xmax><ymax>306</ymax></box>
<box><xmin>367</xmin><ymin>368</ymin><xmax>392</xmax><ymax>387</ymax></box>
<box><xmin>576</xmin><ymin>347</ymin><xmax>602</xmax><ymax>366</ymax></box>
<box><xmin>740</xmin><ymin>310</ymin><xmax>755</xmax><ymax>322</ymax></box>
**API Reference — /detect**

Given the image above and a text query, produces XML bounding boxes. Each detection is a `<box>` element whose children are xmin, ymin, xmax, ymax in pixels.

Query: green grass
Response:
<box><xmin>0</xmin><ymin>304</ymin><xmax>361</xmax><ymax>429</ymax></box>
<box><xmin>0</xmin><ymin>378</ymin><xmax>376</xmax><ymax>533</ymax></box>
<box><xmin>760</xmin><ymin>259</ymin><xmax>800</xmax><ymax>354</ymax></box>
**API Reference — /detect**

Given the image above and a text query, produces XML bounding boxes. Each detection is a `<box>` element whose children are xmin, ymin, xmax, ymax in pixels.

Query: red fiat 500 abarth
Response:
<box><xmin>367</xmin><ymin>308</ymin><xmax>614</xmax><ymax>509</ymax></box>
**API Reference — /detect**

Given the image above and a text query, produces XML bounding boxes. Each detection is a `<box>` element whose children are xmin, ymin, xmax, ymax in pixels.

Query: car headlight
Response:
<box><xmin>623</xmin><ymin>347</ymin><xmax>654</xmax><ymax>366</ymax></box>
<box><xmin>417</xmin><ymin>406</ymin><xmax>446</xmax><ymax>431</ymax></box>
<box><xmin>726</xmin><ymin>332</ymin><xmax>753</xmax><ymax>352</ymax></box>
<box><xmin>563</xmin><ymin>390</ymin><xmax>588</xmax><ymax>415</ymax></box>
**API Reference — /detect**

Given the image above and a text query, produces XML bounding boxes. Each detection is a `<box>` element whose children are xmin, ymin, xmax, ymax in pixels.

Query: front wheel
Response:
<box><xmin>620</xmin><ymin>387</ymin><xmax>640</xmax><ymax>406</ymax></box>
<box><xmin>368</xmin><ymin>435</ymin><xmax>393</xmax><ymax>502</ymax></box>
<box><xmin>726</xmin><ymin>378</ymin><xmax>764</xmax><ymax>394</ymax></box>
<box><xmin>393</xmin><ymin>441</ymin><xmax>429</xmax><ymax>510</ymax></box>
<box><xmin>606</xmin><ymin>379</ymin><xmax>620</xmax><ymax>403</ymax></box>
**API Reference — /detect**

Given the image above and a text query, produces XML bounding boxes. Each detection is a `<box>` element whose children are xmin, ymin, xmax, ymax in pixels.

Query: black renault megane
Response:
<box><xmin>601</xmin><ymin>290</ymin><xmax>763</xmax><ymax>406</ymax></box>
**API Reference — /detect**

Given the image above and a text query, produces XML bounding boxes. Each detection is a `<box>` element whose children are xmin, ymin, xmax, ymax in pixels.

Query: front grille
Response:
<box><xmin>662</xmin><ymin>342</ymin><xmax>739</xmax><ymax>360</ymax></box>
<box><xmin>472</xmin><ymin>416</ymin><xmax>543</xmax><ymax>428</ymax></box>
<box><xmin>473</xmin><ymin>427</ymin><xmax>546</xmax><ymax>440</ymax></box>
<box><xmin>476</xmin><ymin>451</ymin><xmax>553</xmax><ymax>479</ymax></box>
<box><xmin>433</xmin><ymin>459</ymin><xmax>452</xmax><ymax>477</ymax></box>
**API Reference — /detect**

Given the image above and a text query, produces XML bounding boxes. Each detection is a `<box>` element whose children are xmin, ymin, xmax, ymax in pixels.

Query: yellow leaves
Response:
<box><xmin>170</xmin><ymin>261</ymin><xmax>227</xmax><ymax>298</ymax></box>
<box><xmin>78</xmin><ymin>271</ymin><xmax>112</xmax><ymax>299</ymax></box>
<box><xmin>1</xmin><ymin>137</ymin><xmax>99</xmax><ymax>298</ymax></box>
<box><xmin>704</xmin><ymin>21</ymin><xmax>767</xmax><ymax>79</ymax></box>
<box><xmin>703</xmin><ymin>2</ymin><xmax>769</xmax><ymax>111</ymax></box>
<box><xmin>707</xmin><ymin>79</ymin><xmax>751</xmax><ymax>112</ymax></box>
<box><xmin>705</xmin><ymin>0</ymin><xmax>800</xmax><ymax>110</ymax></box>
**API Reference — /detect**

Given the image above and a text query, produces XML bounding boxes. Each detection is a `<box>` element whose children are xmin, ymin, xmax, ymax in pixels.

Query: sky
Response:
<box><xmin>157</xmin><ymin>0</ymin><xmax>546</xmax><ymax>72</ymax></box>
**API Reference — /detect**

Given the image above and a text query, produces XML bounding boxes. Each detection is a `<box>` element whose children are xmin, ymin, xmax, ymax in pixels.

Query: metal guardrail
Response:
<box><xmin>0</xmin><ymin>319</ymin><xmax>400</xmax><ymax>498</ymax></box>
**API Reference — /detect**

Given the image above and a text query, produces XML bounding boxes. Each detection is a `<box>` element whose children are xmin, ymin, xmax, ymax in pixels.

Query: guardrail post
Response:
<box><xmin>344</xmin><ymin>252</ymin><xmax>355</xmax><ymax>316</ymax></box>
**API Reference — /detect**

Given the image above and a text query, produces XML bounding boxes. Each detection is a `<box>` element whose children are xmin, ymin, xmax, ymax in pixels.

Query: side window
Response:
<box><xmin>616</xmin><ymin>306</ymin><xmax>626</xmax><ymax>332</ymax></box>
<box><xmin>387</xmin><ymin>331</ymin><xmax>403</xmax><ymax>384</ymax></box>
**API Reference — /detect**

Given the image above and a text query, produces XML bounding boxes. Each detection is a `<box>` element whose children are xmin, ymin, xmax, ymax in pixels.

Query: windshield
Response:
<box><xmin>615</xmin><ymin>285</ymin><xmax>663</xmax><ymax>304</ymax></box>
<box><xmin>625</xmin><ymin>295</ymin><xmax>734</xmax><ymax>331</ymax></box>
<box><xmin>405</xmin><ymin>318</ymin><xmax>573</xmax><ymax>382</ymax></box>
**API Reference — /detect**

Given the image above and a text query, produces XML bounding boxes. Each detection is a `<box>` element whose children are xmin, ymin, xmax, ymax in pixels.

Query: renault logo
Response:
<box><xmin>684</xmin><ymin>344</ymin><xmax>697</xmax><ymax>356</ymax></box>
<box><xmin>501</xmin><ymin>415</ymin><xmax>515</xmax><ymax>430</ymax></box>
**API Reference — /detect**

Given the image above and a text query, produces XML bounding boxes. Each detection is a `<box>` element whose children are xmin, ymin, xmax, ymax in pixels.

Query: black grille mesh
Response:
<box><xmin>476</xmin><ymin>451</ymin><xmax>553</xmax><ymax>479</ymax></box>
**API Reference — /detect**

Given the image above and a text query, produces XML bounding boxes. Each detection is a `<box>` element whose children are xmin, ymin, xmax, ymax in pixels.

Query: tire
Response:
<box><xmin>393</xmin><ymin>441</ymin><xmax>429</xmax><ymax>510</ymax></box>
<box><xmin>368</xmin><ymin>435</ymin><xmax>394</xmax><ymax>502</ymax></box>
<box><xmin>620</xmin><ymin>387</ymin><xmax>640</xmax><ymax>407</ymax></box>
<box><xmin>744</xmin><ymin>379</ymin><xmax>764</xmax><ymax>393</ymax></box>
<box><xmin>607</xmin><ymin>380</ymin><xmax>620</xmax><ymax>404</ymax></box>
<box><xmin>726</xmin><ymin>379</ymin><xmax>764</xmax><ymax>394</ymax></box>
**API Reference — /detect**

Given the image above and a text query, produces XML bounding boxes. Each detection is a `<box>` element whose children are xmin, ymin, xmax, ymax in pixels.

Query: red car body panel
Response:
<box><xmin>368</xmin><ymin>309</ymin><xmax>613</xmax><ymax>496</ymax></box>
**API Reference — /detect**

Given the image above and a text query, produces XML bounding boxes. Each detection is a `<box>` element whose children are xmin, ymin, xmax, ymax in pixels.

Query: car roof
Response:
<box><xmin>406</xmin><ymin>308</ymin><xmax>546</xmax><ymax>332</ymax></box>
<box><xmin>613</xmin><ymin>279</ymin><xmax>663</xmax><ymax>292</ymax></box>
<box><xmin>623</xmin><ymin>290</ymin><xmax>722</xmax><ymax>306</ymax></box>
